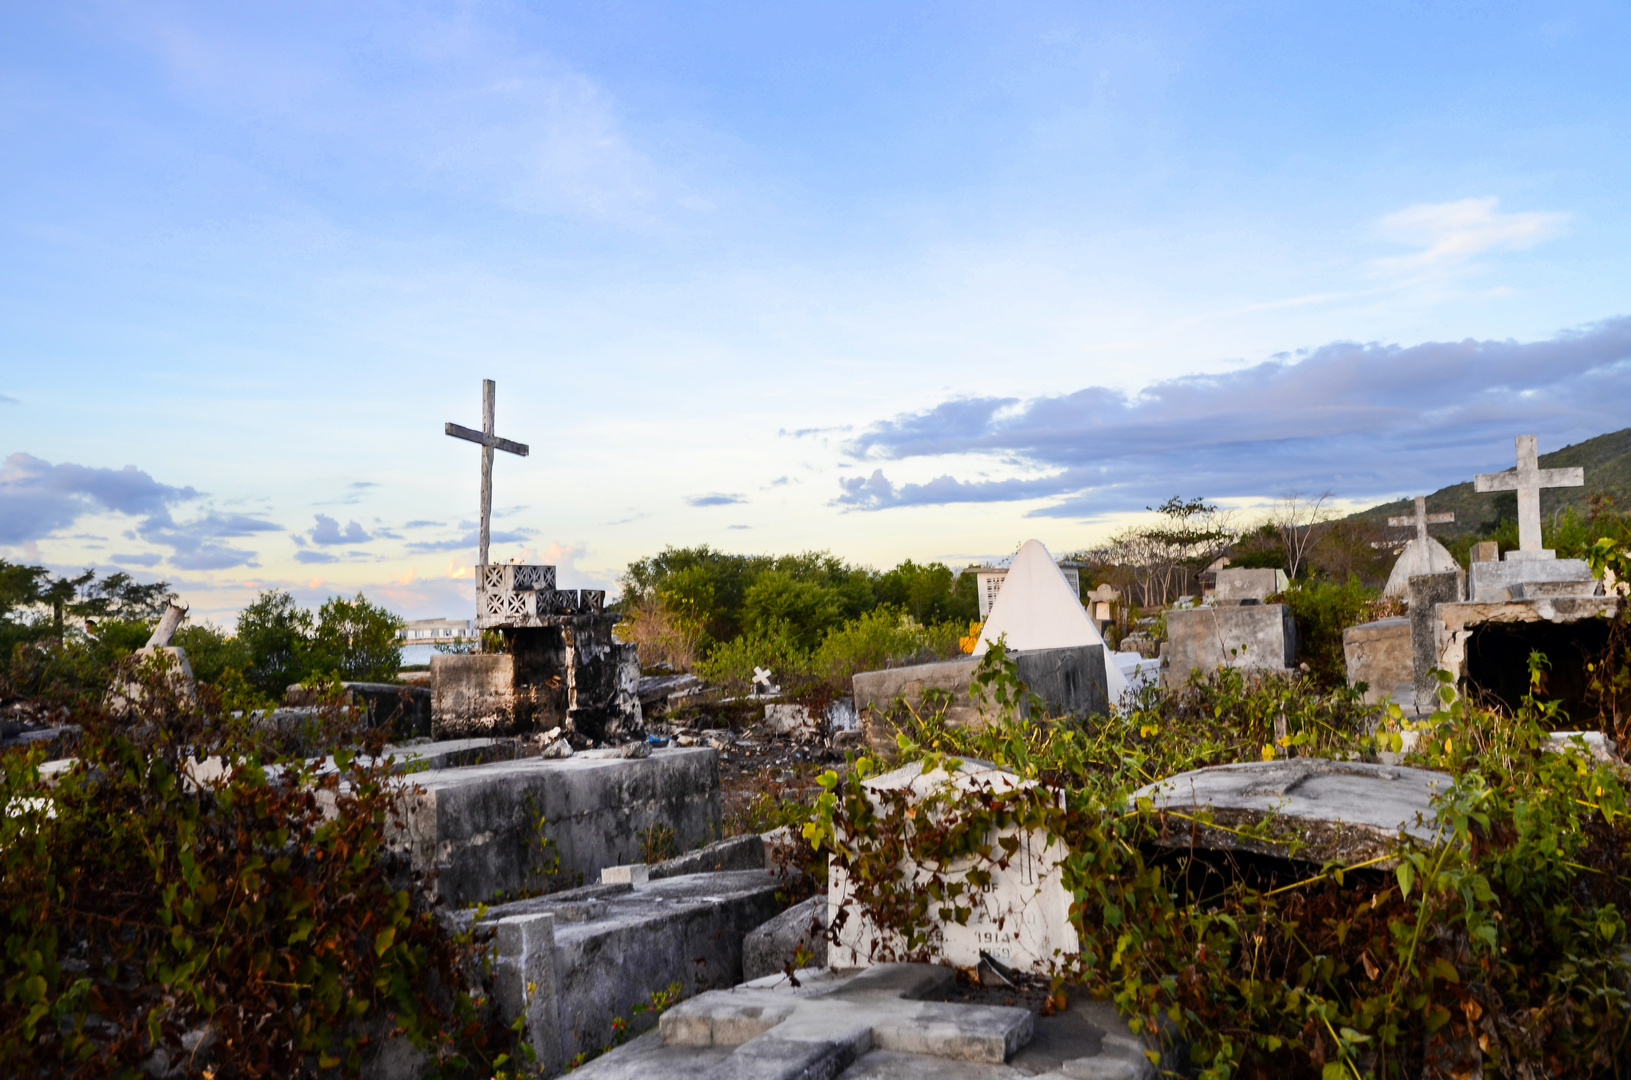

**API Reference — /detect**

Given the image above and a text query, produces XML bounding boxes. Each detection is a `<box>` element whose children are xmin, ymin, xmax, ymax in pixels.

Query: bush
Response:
<box><xmin>0</xmin><ymin>655</ymin><xmax>505</xmax><ymax>1077</ymax></box>
<box><xmin>1274</xmin><ymin>575</ymin><xmax>1376</xmax><ymax>690</ymax></box>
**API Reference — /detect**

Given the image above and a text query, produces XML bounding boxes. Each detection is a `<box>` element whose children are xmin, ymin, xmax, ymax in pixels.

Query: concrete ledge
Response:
<box><xmin>390</xmin><ymin>747</ymin><xmax>721</xmax><ymax>906</ymax></box>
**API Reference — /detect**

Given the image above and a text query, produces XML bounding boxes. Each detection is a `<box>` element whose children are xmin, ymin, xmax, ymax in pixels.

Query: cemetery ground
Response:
<box><xmin>6</xmin><ymin>444</ymin><xmax>1631</xmax><ymax>1079</ymax></box>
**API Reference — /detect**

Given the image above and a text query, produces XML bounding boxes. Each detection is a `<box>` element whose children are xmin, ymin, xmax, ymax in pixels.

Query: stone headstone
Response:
<box><xmin>975</xmin><ymin>540</ymin><xmax>1128</xmax><ymax>702</ymax></box>
<box><xmin>828</xmin><ymin>759</ymin><xmax>1078</xmax><ymax>973</ymax></box>
<box><xmin>1213</xmin><ymin>567</ymin><xmax>1287</xmax><ymax>604</ymax></box>
<box><xmin>1409</xmin><ymin>571</ymin><xmax>1463</xmax><ymax>713</ymax></box>
<box><xmin>1163</xmin><ymin>603</ymin><xmax>1297</xmax><ymax>687</ymax></box>
<box><xmin>1133</xmin><ymin>758</ymin><xmax>1449</xmax><ymax>864</ymax></box>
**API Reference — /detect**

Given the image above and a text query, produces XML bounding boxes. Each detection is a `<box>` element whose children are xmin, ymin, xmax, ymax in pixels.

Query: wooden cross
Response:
<box><xmin>1388</xmin><ymin>496</ymin><xmax>1454</xmax><ymax>547</ymax></box>
<box><xmin>445</xmin><ymin>378</ymin><xmax>529</xmax><ymax>567</ymax></box>
<box><xmin>1474</xmin><ymin>434</ymin><xmax>1583</xmax><ymax>557</ymax></box>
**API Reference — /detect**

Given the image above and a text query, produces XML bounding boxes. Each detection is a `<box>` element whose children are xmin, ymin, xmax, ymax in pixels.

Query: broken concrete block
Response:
<box><xmin>1214</xmin><ymin>567</ymin><xmax>1287</xmax><ymax>604</ymax></box>
<box><xmin>743</xmin><ymin>893</ymin><xmax>828</xmax><ymax>981</ymax></box>
<box><xmin>1342</xmin><ymin>617</ymin><xmax>1411</xmax><ymax>706</ymax></box>
<box><xmin>601</xmin><ymin>864</ymin><xmax>650</xmax><ymax>885</ymax></box>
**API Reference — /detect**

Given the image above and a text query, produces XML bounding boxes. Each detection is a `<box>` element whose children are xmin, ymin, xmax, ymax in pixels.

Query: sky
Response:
<box><xmin>3</xmin><ymin>1</ymin><xmax>1630</xmax><ymax>625</ymax></box>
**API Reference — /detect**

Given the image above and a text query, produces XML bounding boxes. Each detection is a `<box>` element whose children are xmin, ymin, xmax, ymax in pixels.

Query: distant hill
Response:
<box><xmin>1348</xmin><ymin>427</ymin><xmax>1631</xmax><ymax>537</ymax></box>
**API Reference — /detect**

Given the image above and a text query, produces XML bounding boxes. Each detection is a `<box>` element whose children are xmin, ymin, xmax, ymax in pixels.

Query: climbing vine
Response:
<box><xmin>810</xmin><ymin>639</ymin><xmax>1631</xmax><ymax>1078</ymax></box>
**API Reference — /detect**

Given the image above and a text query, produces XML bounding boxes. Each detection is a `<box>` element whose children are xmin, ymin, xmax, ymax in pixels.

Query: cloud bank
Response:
<box><xmin>838</xmin><ymin>317</ymin><xmax>1631</xmax><ymax>517</ymax></box>
<box><xmin>0</xmin><ymin>452</ymin><xmax>280</xmax><ymax>568</ymax></box>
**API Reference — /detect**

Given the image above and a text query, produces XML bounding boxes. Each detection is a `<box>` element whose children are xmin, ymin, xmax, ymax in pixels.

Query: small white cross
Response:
<box><xmin>1388</xmin><ymin>496</ymin><xmax>1454</xmax><ymax>547</ymax></box>
<box><xmin>1474</xmin><ymin>435</ymin><xmax>1583</xmax><ymax>558</ymax></box>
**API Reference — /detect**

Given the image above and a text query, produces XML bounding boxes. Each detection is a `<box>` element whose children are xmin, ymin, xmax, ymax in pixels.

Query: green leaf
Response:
<box><xmin>1396</xmin><ymin>860</ymin><xmax>1415</xmax><ymax>900</ymax></box>
<box><xmin>374</xmin><ymin>926</ymin><xmax>396</xmax><ymax>956</ymax></box>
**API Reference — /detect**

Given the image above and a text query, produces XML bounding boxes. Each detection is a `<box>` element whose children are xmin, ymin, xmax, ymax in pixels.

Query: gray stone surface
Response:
<box><xmin>389</xmin><ymin>746</ymin><xmax>721</xmax><ymax>906</ymax></box>
<box><xmin>1342</xmin><ymin>617</ymin><xmax>1412</xmax><ymax>706</ymax></box>
<box><xmin>1162</xmin><ymin>604</ymin><xmax>1297</xmax><ymax>688</ymax></box>
<box><xmin>1467</xmin><ymin>557</ymin><xmax>1593</xmax><ymax>603</ymax></box>
<box><xmin>744</xmin><ymin>894</ymin><xmax>829</xmax><ymax>981</ymax></box>
<box><xmin>1213</xmin><ymin>568</ymin><xmax>1287</xmax><ymax>604</ymax></box>
<box><xmin>852</xmin><ymin>645</ymin><xmax>1107</xmax><ymax>735</ymax></box>
<box><xmin>1132</xmin><ymin>758</ymin><xmax>1450</xmax><ymax>864</ymax></box>
<box><xmin>650</xmin><ymin>833</ymin><xmax>769</xmax><ymax>879</ymax></box>
<box><xmin>572</xmin><ymin>964</ymin><xmax>1171</xmax><ymax>1080</ymax></box>
<box><xmin>469</xmin><ymin>869</ymin><xmax>788</xmax><ymax>1073</ymax></box>
<box><xmin>1409</xmin><ymin>571</ymin><xmax>1464</xmax><ymax>712</ymax></box>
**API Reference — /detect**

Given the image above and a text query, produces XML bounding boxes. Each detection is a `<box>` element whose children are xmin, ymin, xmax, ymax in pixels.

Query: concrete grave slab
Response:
<box><xmin>829</xmin><ymin>760</ymin><xmax>1077</xmax><ymax>973</ymax></box>
<box><xmin>464</xmin><ymin>869</ymin><xmax>789</xmax><ymax>1073</ymax></box>
<box><xmin>573</xmin><ymin>965</ymin><xmax>1169</xmax><ymax>1080</ymax></box>
<box><xmin>1133</xmin><ymin>758</ymin><xmax>1450</xmax><ymax>865</ymax></box>
<box><xmin>389</xmin><ymin>746</ymin><xmax>721</xmax><ymax>906</ymax></box>
<box><xmin>853</xmin><ymin>646</ymin><xmax>1107</xmax><ymax>753</ymax></box>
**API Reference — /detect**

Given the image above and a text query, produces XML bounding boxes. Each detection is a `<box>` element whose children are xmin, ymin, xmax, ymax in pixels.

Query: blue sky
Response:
<box><xmin>3</xmin><ymin>1</ymin><xmax>1629</xmax><ymax>623</ymax></box>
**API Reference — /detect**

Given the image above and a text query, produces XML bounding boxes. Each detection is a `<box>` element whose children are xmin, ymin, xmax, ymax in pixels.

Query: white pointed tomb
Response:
<box><xmin>1382</xmin><ymin>538</ymin><xmax>1460</xmax><ymax>598</ymax></box>
<box><xmin>974</xmin><ymin>539</ymin><xmax>1130</xmax><ymax>702</ymax></box>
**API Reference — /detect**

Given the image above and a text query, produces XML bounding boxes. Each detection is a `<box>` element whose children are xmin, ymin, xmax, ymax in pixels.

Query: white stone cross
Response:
<box><xmin>445</xmin><ymin>378</ymin><xmax>530</xmax><ymax>567</ymax></box>
<box><xmin>1474</xmin><ymin>434</ymin><xmax>1583</xmax><ymax>559</ymax></box>
<box><xmin>751</xmin><ymin>666</ymin><xmax>779</xmax><ymax>696</ymax></box>
<box><xmin>1388</xmin><ymin>496</ymin><xmax>1454</xmax><ymax>546</ymax></box>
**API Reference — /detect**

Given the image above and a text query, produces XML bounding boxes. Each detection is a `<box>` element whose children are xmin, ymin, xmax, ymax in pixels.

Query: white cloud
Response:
<box><xmin>1377</xmin><ymin>197</ymin><xmax>1568</xmax><ymax>270</ymax></box>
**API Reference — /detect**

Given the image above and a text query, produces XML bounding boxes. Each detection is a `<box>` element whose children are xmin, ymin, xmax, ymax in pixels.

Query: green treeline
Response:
<box><xmin>617</xmin><ymin>546</ymin><xmax>982</xmax><ymax>693</ymax></box>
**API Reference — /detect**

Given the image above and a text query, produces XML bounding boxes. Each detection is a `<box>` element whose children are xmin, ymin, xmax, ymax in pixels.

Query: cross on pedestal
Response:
<box><xmin>1388</xmin><ymin>496</ymin><xmax>1454</xmax><ymax>547</ymax></box>
<box><xmin>445</xmin><ymin>378</ymin><xmax>530</xmax><ymax>567</ymax></box>
<box><xmin>1474</xmin><ymin>434</ymin><xmax>1583</xmax><ymax>559</ymax></box>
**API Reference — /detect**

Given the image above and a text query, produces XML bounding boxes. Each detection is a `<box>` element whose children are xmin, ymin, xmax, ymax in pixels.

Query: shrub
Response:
<box><xmin>0</xmin><ymin>654</ymin><xmax>505</xmax><ymax>1077</ymax></box>
<box><xmin>1274</xmin><ymin>574</ymin><xmax>1376</xmax><ymax>690</ymax></box>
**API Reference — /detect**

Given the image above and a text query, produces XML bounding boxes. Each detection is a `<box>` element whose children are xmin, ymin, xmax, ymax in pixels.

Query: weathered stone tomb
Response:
<box><xmin>431</xmin><ymin>562</ymin><xmax>642</xmax><ymax>743</ymax></box>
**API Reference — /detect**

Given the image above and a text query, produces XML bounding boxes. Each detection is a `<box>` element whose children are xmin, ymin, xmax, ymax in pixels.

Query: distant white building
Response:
<box><xmin>398</xmin><ymin>617</ymin><xmax>478</xmax><ymax>665</ymax></box>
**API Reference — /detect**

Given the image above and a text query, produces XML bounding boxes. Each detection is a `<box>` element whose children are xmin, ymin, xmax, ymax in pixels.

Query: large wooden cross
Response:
<box><xmin>1388</xmin><ymin>496</ymin><xmax>1454</xmax><ymax>547</ymax></box>
<box><xmin>445</xmin><ymin>378</ymin><xmax>529</xmax><ymax>567</ymax></box>
<box><xmin>1474</xmin><ymin>434</ymin><xmax>1583</xmax><ymax>557</ymax></box>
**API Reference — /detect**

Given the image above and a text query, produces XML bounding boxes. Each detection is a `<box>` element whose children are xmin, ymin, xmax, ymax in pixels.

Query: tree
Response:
<box><xmin>235</xmin><ymin>591</ymin><xmax>314</xmax><ymax>697</ymax></box>
<box><xmin>1270</xmin><ymin>491</ymin><xmax>1335</xmax><ymax>580</ymax></box>
<box><xmin>312</xmin><ymin>593</ymin><xmax>404</xmax><ymax>682</ymax></box>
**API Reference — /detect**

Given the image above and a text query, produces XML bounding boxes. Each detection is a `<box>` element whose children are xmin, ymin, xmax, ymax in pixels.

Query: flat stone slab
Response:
<box><xmin>1132</xmin><ymin>758</ymin><xmax>1450</xmax><ymax>865</ymax></box>
<box><xmin>573</xmin><ymin>964</ymin><xmax>1164</xmax><ymax>1080</ymax></box>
